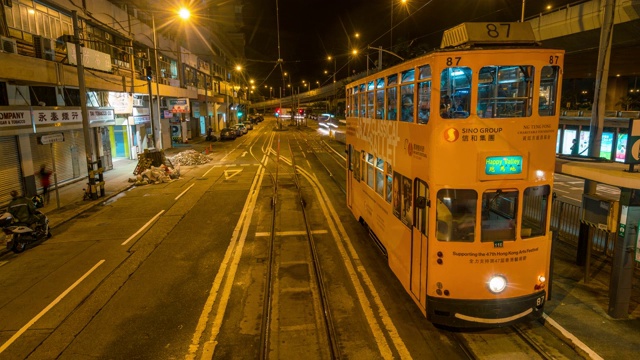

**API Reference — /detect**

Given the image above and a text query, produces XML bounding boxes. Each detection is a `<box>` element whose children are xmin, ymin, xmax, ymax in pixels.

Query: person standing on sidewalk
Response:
<box><xmin>38</xmin><ymin>164</ymin><xmax>52</xmax><ymax>205</ymax></box>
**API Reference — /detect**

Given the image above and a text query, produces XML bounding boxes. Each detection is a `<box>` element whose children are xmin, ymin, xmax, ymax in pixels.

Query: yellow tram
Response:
<box><xmin>345</xmin><ymin>23</ymin><xmax>563</xmax><ymax>327</ymax></box>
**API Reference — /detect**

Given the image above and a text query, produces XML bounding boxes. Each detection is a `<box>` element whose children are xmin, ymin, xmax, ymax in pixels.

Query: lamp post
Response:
<box><xmin>327</xmin><ymin>55</ymin><xmax>336</xmax><ymax>83</ymax></box>
<box><xmin>151</xmin><ymin>13</ymin><xmax>162</xmax><ymax>149</ymax></box>
<box><xmin>390</xmin><ymin>1</ymin><xmax>407</xmax><ymax>50</ymax></box>
<box><xmin>347</xmin><ymin>33</ymin><xmax>360</xmax><ymax>78</ymax></box>
<box><xmin>521</xmin><ymin>0</ymin><xmax>525</xmax><ymax>22</ymax></box>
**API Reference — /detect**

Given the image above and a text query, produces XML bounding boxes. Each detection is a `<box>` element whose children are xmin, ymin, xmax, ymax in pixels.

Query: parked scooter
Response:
<box><xmin>1</xmin><ymin>202</ymin><xmax>51</xmax><ymax>253</ymax></box>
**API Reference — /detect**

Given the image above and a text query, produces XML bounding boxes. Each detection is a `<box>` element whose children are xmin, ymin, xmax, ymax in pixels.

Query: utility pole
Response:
<box><xmin>151</xmin><ymin>14</ymin><xmax>163</xmax><ymax>149</ymax></box>
<box><xmin>72</xmin><ymin>11</ymin><xmax>100</xmax><ymax>200</ymax></box>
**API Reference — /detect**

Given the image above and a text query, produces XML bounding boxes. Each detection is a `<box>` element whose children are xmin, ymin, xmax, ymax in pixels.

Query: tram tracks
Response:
<box><xmin>258</xmin><ymin>135</ymin><xmax>340</xmax><ymax>359</ymax></box>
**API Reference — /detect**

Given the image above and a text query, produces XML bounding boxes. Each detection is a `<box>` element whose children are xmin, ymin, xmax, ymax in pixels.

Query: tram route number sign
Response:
<box><xmin>37</xmin><ymin>133</ymin><xmax>65</xmax><ymax>145</ymax></box>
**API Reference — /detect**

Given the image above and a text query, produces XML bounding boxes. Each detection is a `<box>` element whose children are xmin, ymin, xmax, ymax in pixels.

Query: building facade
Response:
<box><xmin>0</xmin><ymin>0</ymin><xmax>247</xmax><ymax>204</ymax></box>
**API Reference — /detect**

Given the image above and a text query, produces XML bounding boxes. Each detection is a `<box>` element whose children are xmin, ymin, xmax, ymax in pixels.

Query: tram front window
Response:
<box><xmin>477</xmin><ymin>65</ymin><xmax>534</xmax><ymax>118</ymax></box>
<box><xmin>436</xmin><ymin>189</ymin><xmax>477</xmax><ymax>242</ymax></box>
<box><xmin>481</xmin><ymin>189</ymin><xmax>518</xmax><ymax>242</ymax></box>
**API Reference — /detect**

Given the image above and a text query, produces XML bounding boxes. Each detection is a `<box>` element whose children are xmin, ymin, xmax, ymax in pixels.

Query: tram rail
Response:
<box><xmin>258</xmin><ymin>133</ymin><xmax>340</xmax><ymax>359</ymax></box>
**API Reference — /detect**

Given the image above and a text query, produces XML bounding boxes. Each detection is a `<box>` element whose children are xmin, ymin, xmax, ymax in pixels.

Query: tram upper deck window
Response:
<box><xmin>367</xmin><ymin>81</ymin><xmax>375</xmax><ymax>119</ymax></box>
<box><xmin>375</xmin><ymin>78</ymin><xmax>385</xmax><ymax>119</ymax></box>
<box><xmin>387</xmin><ymin>74</ymin><xmax>398</xmax><ymax>121</ymax></box>
<box><xmin>360</xmin><ymin>84</ymin><xmax>366</xmax><ymax>117</ymax></box>
<box><xmin>400</xmin><ymin>84</ymin><xmax>414</xmax><ymax>122</ymax></box>
<box><xmin>522</xmin><ymin>185</ymin><xmax>550</xmax><ymax>238</ymax></box>
<box><xmin>401</xmin><ymin>69</ymin><xmax>415</xmax><ymax>123</ymax></box>
<box><xmin>440</xmin><ymin>67</ymin><xmax>471</xmax><ymax>119</ymax></box>
<box><xmin>539</xmin><ymin>66</ymin><xmax>560</xmax><ymax>116</ymax></box>
<box><xmin>436</xmin><ymin>189</ymin><xmax>477</xmax><ymax>242</ymax></box>
<box><xmin>418</xmin><ymin>65</ymin><xmax>432</xmax><ymax>125</ymax></box>
<box><xmin>477</xmin><ymin>65</ymin><xmax>534</xmax><ymax>118</ymax></box>
<box><xmin>352</xmin><ymin>86</ymin><xmax>359</xmax><ymax>117</ymax></box>
<box><xmin>481</xmin><ymin>189</ymin><xmax>518</xmax><ymax>242</ymax></box>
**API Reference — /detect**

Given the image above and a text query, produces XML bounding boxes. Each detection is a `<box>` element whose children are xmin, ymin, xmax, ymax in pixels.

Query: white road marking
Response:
<box><xmin>0</xmin><ymin>261</ymin><xmax>8</xmax><ymax>267</ymax></box>
<box><xmin>223</xmin><ymin>169</ymin><xmax>242</xmax><ymax>180</ymax></box>
<box><xmin>175</xmin><ymin>184</ymin><xmax>195</xmax><ymax>200</ymax></box>
<box><xmin>121</xmin><ymin>210</ymin><xmax>165</xmax><ymax>246</ymax></box>
<box><xmin>0</xmin><ymin>260</ymin><xmax>105</xmax><ymax>354</ymax></box>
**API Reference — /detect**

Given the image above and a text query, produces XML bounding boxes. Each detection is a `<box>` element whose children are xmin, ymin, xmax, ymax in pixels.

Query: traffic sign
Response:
<box><xmin>37</xmin><ymin>133</ymin><xmax>65</xmax><ymax>145</ymax></box>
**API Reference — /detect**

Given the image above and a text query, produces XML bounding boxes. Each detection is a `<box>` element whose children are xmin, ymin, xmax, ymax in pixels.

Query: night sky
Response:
<box><xmin>241</xmin><ymin>0</ymin><xmax>581</xmax><ymax>96</ymax></box>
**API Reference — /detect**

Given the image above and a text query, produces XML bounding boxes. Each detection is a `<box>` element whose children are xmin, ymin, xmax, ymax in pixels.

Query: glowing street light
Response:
<box><xmin>178</xmin><ymin>8</ymin><xmax>191</xmax><ymax>20</ymax></box>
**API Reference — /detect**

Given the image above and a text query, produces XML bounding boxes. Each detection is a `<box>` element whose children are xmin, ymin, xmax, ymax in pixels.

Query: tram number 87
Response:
<box><xmin>536</xmin><ymin>295</ymin><xmax>545</xmax><ymax>307</ymax></box>
<box><xmin>486</xmin><ymin>23</ymin><xmax>511</xmax><ymax>38</ymax></box>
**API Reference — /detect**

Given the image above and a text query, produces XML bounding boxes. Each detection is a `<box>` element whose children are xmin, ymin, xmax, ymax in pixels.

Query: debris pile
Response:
<box><xmin>169</xmin><ymin>149</ymin><xmax>211</xmax><ymax>166</ymax></box>
<box><xmin>129</xmin><ymin>164</ymin><xmax>180</xmax><ymax>185</ymax></box>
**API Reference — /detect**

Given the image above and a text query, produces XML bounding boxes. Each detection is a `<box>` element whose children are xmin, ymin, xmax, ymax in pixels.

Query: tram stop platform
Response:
<box><xmin>2</xmin><ymin>136</ymin><xmax>639</xmax><ymax>359</ymax></box>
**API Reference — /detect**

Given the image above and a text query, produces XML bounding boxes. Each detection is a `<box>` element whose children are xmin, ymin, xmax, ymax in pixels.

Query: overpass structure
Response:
<box><xmin>250</xmin><ymin>0</ymin><xmax>640</xmax><ymax>112</ymax></box>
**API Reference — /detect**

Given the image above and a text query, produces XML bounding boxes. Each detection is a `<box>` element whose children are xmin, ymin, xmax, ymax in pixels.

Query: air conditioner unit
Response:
<box><xmin>33</xmin><ymin>36</ymin><xmax>55</xmax><ymax>60</ymax></box>
<box><xmin>1</xmin><ymin>36</ymin><xmax>17</xmax><ymax>54</ymax></box>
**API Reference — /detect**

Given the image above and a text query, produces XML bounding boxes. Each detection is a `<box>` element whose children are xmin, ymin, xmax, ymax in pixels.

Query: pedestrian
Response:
<box><xmin>38</xmin><ymin>164</ymin><xmax>52</xmax><ymax>204</ymax></box>
<box><xmin>570</xmin><ymin>139</ymin><xmax>579</xmax><ymax>156</ymax></box>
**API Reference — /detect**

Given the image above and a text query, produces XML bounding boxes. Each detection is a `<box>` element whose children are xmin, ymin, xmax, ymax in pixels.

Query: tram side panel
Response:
<box><xmin>345</xmin><ymin>117</ymin><xmax>415</xmax><ymax>296</ymax></box>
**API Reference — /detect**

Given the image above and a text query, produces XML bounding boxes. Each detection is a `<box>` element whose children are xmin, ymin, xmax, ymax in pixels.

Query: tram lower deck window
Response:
<box><xmin>481</xmin><ymin>189</ymin><xmax>518</xmax><ymax>242</ymax></box>
<box><xmin>522</xmin><ymin>185</ymin><xmax>550</xmax><ymax>238</ymax></box>
<box><xmin>436</xmin><ymin>189</ymin><xmax>477</xmax><ymax>242</ymax></box>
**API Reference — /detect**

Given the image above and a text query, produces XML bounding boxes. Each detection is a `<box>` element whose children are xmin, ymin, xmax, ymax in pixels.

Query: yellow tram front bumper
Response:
<box><xmin>426</xmin><ymin>290</ymin><xmax>546</xmax><ymax>328</ymax></box>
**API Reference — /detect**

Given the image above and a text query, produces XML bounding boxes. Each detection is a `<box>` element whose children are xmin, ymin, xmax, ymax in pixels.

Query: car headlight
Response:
<box><xmin>488</xmin><ymin>275</ymin><xmax>507</xmax><ymax>294</ymax></box>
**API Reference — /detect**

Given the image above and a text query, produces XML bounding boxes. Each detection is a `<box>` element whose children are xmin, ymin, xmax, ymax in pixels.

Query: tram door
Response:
<box><xmin>411</xmin><ymin>179</ymin><xmax>429</xmax><ymax>307</ymax></box>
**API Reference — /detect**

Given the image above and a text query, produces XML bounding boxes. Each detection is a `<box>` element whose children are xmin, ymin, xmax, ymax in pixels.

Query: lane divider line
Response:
<box><xmin>0</xmin><ymin>260</ymin><xmax>105</xmax><ymax>354</ymax></box>
<box><xmin>121</xmin><ymin>210</ymin><xmax>165</xmax><ymax>246</ymax></box>
<box><xmin>175</xmin><ymin>184</ymin><xmax>195</xmax><ymax>200</ymax></box>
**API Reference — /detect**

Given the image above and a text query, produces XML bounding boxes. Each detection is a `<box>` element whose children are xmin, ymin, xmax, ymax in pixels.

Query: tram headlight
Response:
<box><xmin>488</xmin><ymin>275</ymin><xmax>507</xmax><ymax>294</ymax></box>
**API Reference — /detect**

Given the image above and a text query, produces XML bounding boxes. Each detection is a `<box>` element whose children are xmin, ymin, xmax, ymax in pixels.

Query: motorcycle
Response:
<box><xmin>1</xmin><ymin>208</ymin><xmax>51</xmax><ymax>253</ymax></box>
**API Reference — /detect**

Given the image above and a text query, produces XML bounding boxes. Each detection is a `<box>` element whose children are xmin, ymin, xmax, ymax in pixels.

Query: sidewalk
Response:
<box><xmin>11</xmin><ymin>138</ymin><xmax>211</xmax><ymax>236</ymax></box>
<box><xmin>4</xmin><ymin>134</ymin><xmax>639</xmax><ymax>359</ymax></box>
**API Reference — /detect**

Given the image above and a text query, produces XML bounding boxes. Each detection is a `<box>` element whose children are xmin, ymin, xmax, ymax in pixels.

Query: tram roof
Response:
<box><xmin>441</xmin><ymin>22</ymin><xmax>540</xmax><ymax>49</ymax></box>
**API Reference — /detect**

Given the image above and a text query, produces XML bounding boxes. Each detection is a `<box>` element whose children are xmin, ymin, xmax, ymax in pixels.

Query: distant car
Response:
<box><xmin>249</xmin><ymin>115</ymin><xmax>261</xmax><ymax>124</ymax></box>
<box><xmin>220</xmin><ymin>128</ymin><xmax>237</xmax><ymax>140</ymax></box>
<box><xmin>234</xmin><ymin>123</ymin><xmax>248</xmax><ymax>134</ymax></box>
<box><xmin>242</xmin><ymin>122</ymin><xmax>253</xmax><ymax>130</ymax></box>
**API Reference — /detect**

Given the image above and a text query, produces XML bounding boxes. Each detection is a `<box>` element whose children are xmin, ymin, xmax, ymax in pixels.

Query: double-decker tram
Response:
<box><xmin>345</xmin><ymin>23</ymin><xmax>563</xmax><ymax>328</ymax></box>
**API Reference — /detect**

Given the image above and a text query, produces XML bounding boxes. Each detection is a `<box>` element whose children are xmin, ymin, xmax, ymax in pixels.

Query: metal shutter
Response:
<box><xmin>0</xmin><ymin>136</ymin><xmax>23</xmax><ymax>205</ymax></box>
<box><xmin>30</xmin><ymin>130</ymin><xmax>87</xmax><ymax>187</ymax></box>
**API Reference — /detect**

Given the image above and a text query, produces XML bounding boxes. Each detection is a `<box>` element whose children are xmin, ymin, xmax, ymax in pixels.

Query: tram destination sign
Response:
<box><xmin>485</xmin><ymin>156</ymin><xmax>522</xmax><ymax>175</ymax></box>
<box><xmin>37</xmin><ymin>132</ymin><xmax>65</xmax><ymax>145</ymax></box>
